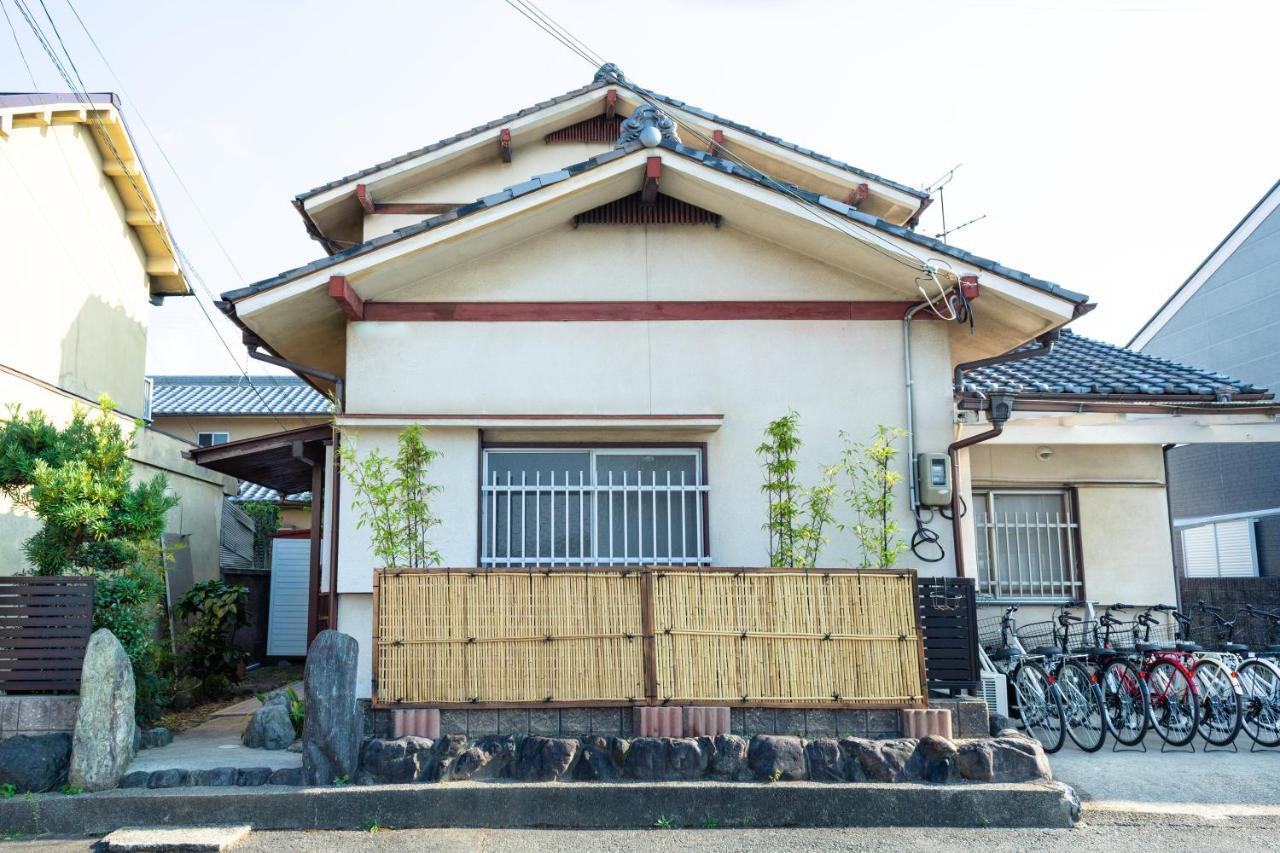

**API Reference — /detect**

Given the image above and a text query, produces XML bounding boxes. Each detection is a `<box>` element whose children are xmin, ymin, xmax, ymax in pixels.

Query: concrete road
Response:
<box><xmin>2</xmin><ymin>817</ymin><xmax>1276</xmax><ymax>853</ymax></box>
<box><xmin>1049</xmin><ymin>734</ymin><xmax>1280</xmax><ymax>819</ymax></box>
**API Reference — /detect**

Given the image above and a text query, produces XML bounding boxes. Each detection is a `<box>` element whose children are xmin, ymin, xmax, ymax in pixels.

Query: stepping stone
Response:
<box><xmin>101</xmin><ymin>824</ymin><xmax>251</xmax><ymax>852</ymax></box>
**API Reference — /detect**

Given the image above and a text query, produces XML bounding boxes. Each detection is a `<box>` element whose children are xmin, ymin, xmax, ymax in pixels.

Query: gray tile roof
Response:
<box><xmin>960</xmin><ymin>331</ymin><xmax>1271</xmax><ymax>398</ymax></box>
<box><xmin>150</xmin><ymin>375</ymin><xmax>330</xmax><ymax>416</ymax></box>
<box><xmin>292</xmin><ymin>73</ymin><xmax>928</xmax><ymax>205</ymax></box>
<box><xmin>234</xmin><ymin>481</ymin><xmax>310</xmax><ymax>504</ymax></box>
<box><xmin>225</xmin><ymin>141</ymin><xmax>1086</xmax><ymax>305</ymax></box>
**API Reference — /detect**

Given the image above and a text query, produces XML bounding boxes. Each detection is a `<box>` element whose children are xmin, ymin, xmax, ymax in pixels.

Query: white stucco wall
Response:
<box><xmin>0</xmin><ymin>122</ymin><xmax>152</xmax><ymax>415</ymax></box>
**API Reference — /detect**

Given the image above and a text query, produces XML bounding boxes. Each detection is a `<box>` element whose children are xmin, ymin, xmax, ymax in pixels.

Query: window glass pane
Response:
<box><xmin>596</xmin><ymin>454</ymin><xmax>699</xmax><ymax>562</ymax></box>
<box><xmin>485</xmin><ymin>452</ymin><xmax>589</xmax><ymax>566</ymax></box>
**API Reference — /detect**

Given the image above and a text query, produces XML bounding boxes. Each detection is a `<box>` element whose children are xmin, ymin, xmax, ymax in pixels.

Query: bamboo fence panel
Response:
<box><xmin>651</xmin><ymin>570</ymin><xmax>926</xmax><ymax>707</ymax></box>
<box><xmin>375</xmin><ymin>570</ymin><xmax>645</xmax><ymax>705</ymax></box>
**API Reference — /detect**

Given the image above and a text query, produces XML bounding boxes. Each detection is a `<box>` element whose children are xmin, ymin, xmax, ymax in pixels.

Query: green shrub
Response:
<box><xmin>339</xmin><ymin>425</ymin><xmax>442</xmax><ymax>569</ymax></box>
<box><xmin>757</xmin><ymin>412</ymin><xmax>836</xmax><ymax>569</ymax></box>
<box><xmin>174</xmin><ymin>579</ymin><xmax>249</xmax><ymax>700</ymax></box>
<box><xmin>238</xmin><ymin>500</ymin><xmax>280</xmax><ymax>569</ymax></box>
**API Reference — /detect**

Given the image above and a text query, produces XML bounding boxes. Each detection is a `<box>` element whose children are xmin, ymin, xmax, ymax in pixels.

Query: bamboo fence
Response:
<box><xmin>372</xmin><ymin>567</ymin><xmax>926</xmax><ymax>709</ymax></box>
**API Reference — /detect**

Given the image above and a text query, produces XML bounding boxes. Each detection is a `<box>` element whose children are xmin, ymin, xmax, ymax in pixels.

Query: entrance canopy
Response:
<box><xmin>184</xmin><ymin>424</ymin><xmax>331</xmax><ymax>494</ymax></box>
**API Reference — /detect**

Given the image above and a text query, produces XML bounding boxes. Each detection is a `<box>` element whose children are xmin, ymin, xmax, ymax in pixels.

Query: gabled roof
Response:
<box><xmin>151</xmin><ymin>375</ymin><xmax>330</xmax><ymax>416</ymax></box>
<box><xmin>1129</xmin><ymin>178</ymin><xmax>1280</xmax><ymax>350</ymax></box>
<box><xmin>1</xmin><ymin>92</ymin><xmax>190</xmax><ymax>296</ymax></box>
<box><xmin>961</xmin><ymin>330</ymin><xmax>1271</xmax><ymax>400</ymax></box>
<box><xmin>226</xmin><ymin>139</ymin><xmax>1085</xmax><ymax>305</ymax></box>
<box><xmin>292</xmin><ymin>74</ymin><xmax>929</xmax><ymax>206</ymax></box>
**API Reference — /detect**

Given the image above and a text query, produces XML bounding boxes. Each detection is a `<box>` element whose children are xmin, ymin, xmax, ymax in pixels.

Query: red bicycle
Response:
<box><xmin>1128</xmin><ymin>607</ymin><xmax>1201</xmax><ymax>747</ymax></box>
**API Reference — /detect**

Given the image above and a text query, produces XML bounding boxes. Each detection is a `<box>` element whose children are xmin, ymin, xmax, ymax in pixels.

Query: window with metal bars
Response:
<box><xmin>973</xmin><ymin>488</ymin><xmax>1082</xmax><ymax>600</ymax></box>
<box><xmin>481</xmin><ymin>447</ymin><xmax>709</xmax><ymax>567</ymax></box>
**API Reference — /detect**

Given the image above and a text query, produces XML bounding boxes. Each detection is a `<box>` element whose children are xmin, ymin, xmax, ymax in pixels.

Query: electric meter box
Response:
<box><xmin>917</xmin><ymin>452</ymin><xmax>952</xmax><ymax>507</ymax></box>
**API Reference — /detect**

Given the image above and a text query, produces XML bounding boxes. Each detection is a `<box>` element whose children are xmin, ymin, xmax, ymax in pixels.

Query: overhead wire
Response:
<box><xmin>2</xmin><ymin>0</ymin><xmax>37</xmax><ymax>86</ymax></box>
<box><xmin>13</xmin><ymin>0</ymin><xmax>289</xmax><ymax>429</ymax></box>
<box><xmin>500</xmin><ymin>0</ymin><xmax>963</xmax><ymax>320</ymax></box>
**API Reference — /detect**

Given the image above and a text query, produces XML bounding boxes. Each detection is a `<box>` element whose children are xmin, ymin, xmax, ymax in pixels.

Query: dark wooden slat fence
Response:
<box><xmin>916</xmin><ymin>575</ymin><xmax>979</xmax><ymax>695</ymax></box>
<box><xmin>0</xmin><ymin>575</ymin><xmax>95</xmax><ymax>694</ymax></box>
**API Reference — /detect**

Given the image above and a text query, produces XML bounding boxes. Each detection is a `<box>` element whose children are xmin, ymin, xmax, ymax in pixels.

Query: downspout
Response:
<box><xmin>947</xmin><ymin>332</ymin><xmax>1060</xmax><ymax>578</ymax></box>
<box><xmin>245</xmin><ymin>342</ymin><xmax>345</xmax><ymax>413</ymax></box>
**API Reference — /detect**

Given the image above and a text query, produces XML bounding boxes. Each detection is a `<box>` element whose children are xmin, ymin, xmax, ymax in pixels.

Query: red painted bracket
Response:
<box><xmin>328</xmin><ymin>275</ymin><xmax>364</xmax><ymax>321</ymax></box>
<box><xmin>641</xmin><ymin>156</ymin><xmax>662</xmax><ymax>205</ymax></box>
<box><xmin>498</xmin><ymin>128</ymin><xmax>512</xmax><ymax>163</ymax></box>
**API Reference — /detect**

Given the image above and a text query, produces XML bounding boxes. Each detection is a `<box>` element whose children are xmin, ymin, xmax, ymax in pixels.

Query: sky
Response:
<box><xmin>4</xmin><ymin>0</ymin><xmax>1277</xmax><ymax>376</ymax></box>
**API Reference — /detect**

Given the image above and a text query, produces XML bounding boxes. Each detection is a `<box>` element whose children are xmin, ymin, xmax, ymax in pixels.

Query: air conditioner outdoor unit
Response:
<box><xmin>980</xmin><ymin>670</ymin><xmax>1008</xmax><ymax>718</ymax></box>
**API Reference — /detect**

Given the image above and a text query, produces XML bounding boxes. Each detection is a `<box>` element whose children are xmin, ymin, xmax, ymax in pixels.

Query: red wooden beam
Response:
<box><xmin>605</xmin><ymin>88</ymin><xmax>617</xmax><ymax>119</ymax></box>
<box><xmin>356</xmin><ymin>183</ymin><xmax>375</xmax><ymax>214</ymax></box>
<box><xmin>327</xmin><ymin>275</ymin><xmax>364</xmax><ymax>321</ymax></box>
<box><xmin>641</xmin><ymin>156</ymin><xmax>662</xmax><ymax>205</ymax></box>
<box><xmin>709</xmin><ymin>129</ymin><xmax>725</xmax><ymax>157</ymax></box>
<box><xmin>848</xmin><ymin>183</ymin><xmax>869</xmax><ymax>208</ymax></box>
<box><xmin>498</xmin><ymin>128</ymin><xmax>512</xmax><ymax>163</ymax></box>
<box><xmin>359</xmin><ymin>300</ymin><xmax>933</xmax><ymax>322</ymax></box>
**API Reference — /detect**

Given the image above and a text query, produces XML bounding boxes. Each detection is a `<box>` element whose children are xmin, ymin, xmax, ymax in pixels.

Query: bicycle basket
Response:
<box><xmin>1061</xmin><ymin>619</ymin><xmax>1100</xmax><ymax>653</ymax></box>
<box><xmin>1139</xmin><ymin>621</ymin><xmax>1179</xmax><ymax>647</ymax></box>
<box><xmin>1015</xmin><ymin>620</ymin><xmax>1059</xmax><ymax>652</ymax></box>
<box><xmin>977</xmin><ymin>612</ymin><xmax>1008</xmax><ymax>654</ymax></box>
<box><xmin>1098</xmin><ymin>620</ymin><xmax>1140</xmax><ymax>653</ymax></box>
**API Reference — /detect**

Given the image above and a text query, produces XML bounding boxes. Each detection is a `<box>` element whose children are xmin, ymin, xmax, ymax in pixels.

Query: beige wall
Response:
<box><xmin>0</xmin><ymin>372</ymin><xmax>235</xmax><ymax>581</ymax></box>
<box><xmin>150</xmin><ymin>414</ymin><xmax>329</xmax><ymax>447</ymax></box>
<box><xmin>964</xmin><ymin>443</ymin><xmax>1176</xmax><ymax>607</ymax></box>
<box><xmin>0</xmin><ymin>123</ymin><xmax>152</xmax><ymax>415</ymax></box>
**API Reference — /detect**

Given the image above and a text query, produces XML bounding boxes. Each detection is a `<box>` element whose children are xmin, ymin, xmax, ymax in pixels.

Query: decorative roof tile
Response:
<box><xmin>960</xmin><ymin>331</ymin><xmax>1271</xmax><ymax>399</ymax></box>
<box><xmin>150</xmin><ymin>375</ymin><xmax>330</xmax><ymax>416</ymax></box>
<box><xmin>233</xmin><ymin>482</ymin><xmax>310</xmax><ymax>504</ymax></box>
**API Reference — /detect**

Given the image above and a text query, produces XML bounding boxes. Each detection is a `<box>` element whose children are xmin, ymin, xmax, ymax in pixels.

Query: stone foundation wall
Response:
<box><xmin>0</xmin><ymin>696</ymin><xmax>78</xmax><ymax>739</ymax></box>
<box><xmin>364</xmin><ymin>705</ymin><xmax>907</xmax><ymax>741</ymax></box>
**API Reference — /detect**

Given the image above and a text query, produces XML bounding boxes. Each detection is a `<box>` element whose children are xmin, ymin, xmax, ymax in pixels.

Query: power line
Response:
<box><xmin>11</xmin><ymin>0</ymin><xmax>288</xmax><ymax>428</ymax></box>
<box><xmin>499</xmin><ymin>0</ymin><xmax>946</xmax><ymax>292</ymax></box>
<box><xmin>2</xmin><ymin>0</ymin><xmax>36</xmax><ymax>86</ymax></box>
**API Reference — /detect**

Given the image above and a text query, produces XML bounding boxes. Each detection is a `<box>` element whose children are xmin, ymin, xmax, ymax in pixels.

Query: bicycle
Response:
<box><xmin>1123</xmin><ymin>606</ymin><xmax>1199</xmax><ymax>747</ymax></box>
<box><xmin>1171</xmin><ymin>603</ymin><xmax>1244</xmax><ymax>747</ymax></box>
<box><xmin>1014</xmin><ymin>604</ymin><xmax>1107</xmax><ymax>751</ymax></box>
<box><xmin>1087</xmin><ymin>603</ymin><xmax>1151</xmax><ymax>746</ymax></box>
<box><xmin>1190</xmin><ymin>602</ymin><xmax>1277</xmax><ymax>748</ymax></box>
<box><xmin>977</xmin><ymin>604</ymin><xmax>1066</xmax><ymax>753</ymax></box>
<box><xmin>1238</xmin><ymin>605</ymin><xmax>1280</xmax><ymax>748</ymax></box>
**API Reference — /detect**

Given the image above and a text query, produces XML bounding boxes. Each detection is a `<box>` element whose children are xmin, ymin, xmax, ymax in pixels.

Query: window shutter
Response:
<box><xmin>1213</xmin><ymin>519</ymin><xmax>1258</xmax><ymax>578</ymax></box>
<box><xmin>1181</xmin><ymin>525</ymin><xmax>1218</xmax><ymax>577</ymax></box>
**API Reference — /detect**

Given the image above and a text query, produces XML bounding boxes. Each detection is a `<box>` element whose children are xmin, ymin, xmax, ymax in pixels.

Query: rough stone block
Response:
<box><xmin>709</xmin><ymin>734</ymin><xmax>752</xmax><ymax>781</ymax></box>
<box><xmin>623</xmin><ymin>737</ymin><xmax>668</xmax><ymax>780</ymax></box>
<box><xmin>18</xmin><ymin>696</ymin><xmax>78</xmax><ymax>732</ymax></box>
<box><xmin>235</xmin><ymin>767</ymin><xmax>272</xmax><ymax>786</ymax></box>
<box><xmin>956</xmin><ymin>699</ymin><xmax>991</xmax><ymax>739</ymax></box>
<box><xmin>748</xmin><ymin>735</ymin><xmax>806</xmax><ymax>781</ymax></box>
<box><xmin>69</xmin><ymin>630</ymin><xmax>136</xmax><ymax>791</ymax></box>
<box><xmin>775</xmin><ymin>709</ymin><xmax>805</xmax><ymax>736</ymax></box>
<box><xmin>0</xmin><ymin>732</ymin><xmax>71</xmax><ymax>793</ymax></box>
<box><xmin>269</xmin><ymin>767</ymin><xmax>306</xmax><ymax>786</ymax></box>
<box><xmin>667</xmin><ymin>738</ymin><xmax>710</xmax><ymax>780</ymax></box>
<box><xmin>467</xmin><ymin>710</ymin><xmax>498</xmax><ymax>736</ymax></box>
<box><xmin>590</xmin><ymin>707</ymin><xmax>622</xmax><ymax>735</ymax></box>
<box><xmin>190</xmin><ymin>767</ymin><xmax>237</xmax><ymax>787</ymax></box>
<box><xmin>836</xmin><ymin>709</ymin><xmax>868</xmax><ymax>738</ymax></box>
<box><xmin>572</xmin><ymin>735</ymin><xmax>624</xmax><ymax>781</ymax></box>
<box><xmin>805</xmin><ymin>709</ymin><xmax>837</xmax><ymax>738</ymax></box>
<box><xmin>513</xmin><ymin>736</ymin><xmax>577</xmax><ymax>782</ymax></box>
<box><xmin>743</xmin><ymin>708</ymin><xmax>775</xmax><ymax>735</ymax></box>
<box><xmin>498</xmin><ymin>709</ymin><xmax>529</xmax><ymax>735</ymax></box>
<box><xmin>846</xmin><ymin>737</ymin><xmax>924</xmax><ymax>782</ymax></box>
<box><xmin>529</xmin><ymin>709</ymin><xmax>559</xmax><ymax>736</ymax></box>
<box><xmin>439</xmin><ymin>710</ymin><xmax>468</xmax><ymax>736</ymax></box>
<box><xmin>559</xmin><ymin>708</ymin><xmax>591</xmax><ymax>736</ymax></box>
<box><xmin>804</xmin><ymin>737</ymin><xmax>846</xmax><ymax>782</ymax></box>
<box><xmin>147</xmin><ymin>769</ymin><xmax>190</xmax><ymax>789</ymax></box>
<box><xmin>242</xmin><ymin>704</ymin><xmax>295</xmax><ymax>750</ymax></box>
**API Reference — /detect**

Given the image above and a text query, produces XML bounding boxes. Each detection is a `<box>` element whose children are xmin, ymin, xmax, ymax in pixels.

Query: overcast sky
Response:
<box><xmin>5</xmin><ymin>0</ymin><xmax>1276</xmax><ymax>375</ymax></box>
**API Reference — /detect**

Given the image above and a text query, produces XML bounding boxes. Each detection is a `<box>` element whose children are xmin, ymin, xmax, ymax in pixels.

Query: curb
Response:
<box><xmin>0</xmin><ymin>781</ymin><xmax>1076</xmax><ymax>834</ymax></box>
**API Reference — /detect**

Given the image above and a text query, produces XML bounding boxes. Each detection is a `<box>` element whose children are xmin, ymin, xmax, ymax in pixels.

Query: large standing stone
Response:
<box><xmin>709</xmin><ymin>734</ymin><xmax>752</xmax><ymax>781</ymax></box>
<box><xmin>302</xmin><ymin>630</ymin><xmax>361</xmax><ymax>786</ymax></box>
<box><xmin>0</xmin><ymin>733</ymin><xmax>71</xmax><ymax>793</ymax></box>
<box><xmin>68</xmin><ymin>629</ymin><xmax>136</xmax><ymax>791</ymax></box>
<box><xmin>845</xmin><ymin>737</ymin><xmax>925</xmax><ymax>783</ymax></box>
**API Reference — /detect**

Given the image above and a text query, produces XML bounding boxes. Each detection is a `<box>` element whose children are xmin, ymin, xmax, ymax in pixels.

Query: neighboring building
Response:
<box><xmin>0</xmin><ymin>93</ymin><xmax>234</xmax><ymax>584</ymax></box>
<box><xmin>1130</xmin><ymin>180</ymin><xmax>1280</xmax><ymax>615</ymax></box>
<box><xmin>150</xmin><ymin>375</ymin><xmax>330</xmax><ymax>529</ymax></box>
<box><xmin>192</xmin><ymin>67</ymin><xmax>1280</xmax><ymax>695</ymax></box>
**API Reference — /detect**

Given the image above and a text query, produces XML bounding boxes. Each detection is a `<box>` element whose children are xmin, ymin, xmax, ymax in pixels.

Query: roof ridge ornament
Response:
<box><xmin>617</xmin><ymin>103</ymin><xmax>680</xmax><ymax>148</ymax></box>
<box><xmin>594</xmin><ymin>63</ymin><xmax>625</xmax><ymax>84</ymax></box>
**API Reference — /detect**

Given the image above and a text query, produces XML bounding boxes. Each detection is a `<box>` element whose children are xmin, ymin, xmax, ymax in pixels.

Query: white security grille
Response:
<box><xmin>973</xmin><ymin>489</ymin><xmax>1082</xmax><ymax>600</ymax></box>
<box><xmin>481</xmin><ymin>448</ymin><xmax>709</xmax><ymax>567</ymax></box>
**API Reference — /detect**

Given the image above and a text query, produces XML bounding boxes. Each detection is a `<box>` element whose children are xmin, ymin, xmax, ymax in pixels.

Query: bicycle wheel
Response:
<box><xmin>1193</xmin><ymin>658</ymin><xmax>1243</xmax><ymax>746</ymax></box>
<box><xmin>1057</xmin><ymin>660</ymin><xmax>1106</xmax><ymax>751</ymax></box>
<box><xmin>1101</xmin><ymin>659</ymin><xmax>1150</xmax><ymax>746</ymax></box>
<box><xmin>1146</xmin><ymin>660</ymin><xmax>1198</xmax><ymax>746</ymax></box>
<box><xmin>1238</xmin><ymin>659</ymin><xmax>1280</xmax><ymax>748</ymax></box>
<box><xmin>1013</xmin><ymin>662</ymin><xmax>1066</xmax><ymax>754</ymax></box>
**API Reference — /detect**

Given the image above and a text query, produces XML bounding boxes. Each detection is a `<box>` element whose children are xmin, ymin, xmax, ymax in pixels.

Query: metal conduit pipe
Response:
<box><xmin>246</xmin><ymin>343</ymin><xmax>345</xmax><ymax>413</ymax></box>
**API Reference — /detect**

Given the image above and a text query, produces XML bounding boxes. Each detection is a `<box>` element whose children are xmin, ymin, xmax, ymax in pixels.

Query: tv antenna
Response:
<box><xmin>922</xmin><ymin>163</ymin><xmax>987</xmax><ymax>243</ymax></box>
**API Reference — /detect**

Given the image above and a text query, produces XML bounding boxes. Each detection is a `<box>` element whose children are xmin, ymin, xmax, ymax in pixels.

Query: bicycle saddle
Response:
<box><xmin>1136</xmin><ymin>642</ymin><xmax>1172</xmax><ymax>653</ymax></box>
<box><xmin>1174</xmin><ymin>641</ymin><xmax>1205</xmax><ymax>652</ymax></box>
<box><xmin>1221</xmin><ymin>642</ymin><xmax>1250</xmax><ymax>654</ymax></box>
<box><xmin>989</xmin><ymin>647</ymin><xmax>1020</xmax><ymax>660</ymax></box>
<box><xmin>1030</xmin><ymin>646</ymin><xmax>1063</xmax><ymax>657</ymax></box>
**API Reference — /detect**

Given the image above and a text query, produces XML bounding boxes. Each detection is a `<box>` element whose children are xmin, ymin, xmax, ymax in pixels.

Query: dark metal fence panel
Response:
<box><xmin>1180</xmin><ymin>576</ymin><xmax>1280</xmax><ymax>648</ymax></box>
<box><xmin>916</xmin><ymin>576</ymin><xmax>979</xmax><ymax>695</ymax></box>
<box><xmin>0</xmin><ymin>575</ymin><xmax>95</xmax><ymax>694</ymax></box>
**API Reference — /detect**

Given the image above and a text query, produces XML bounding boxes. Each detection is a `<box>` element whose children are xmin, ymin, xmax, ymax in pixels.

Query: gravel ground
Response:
<box><xmin>2</xmin><ymin>815</ymin><xmax>1276</xmax><ymax>853</ymax></box>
